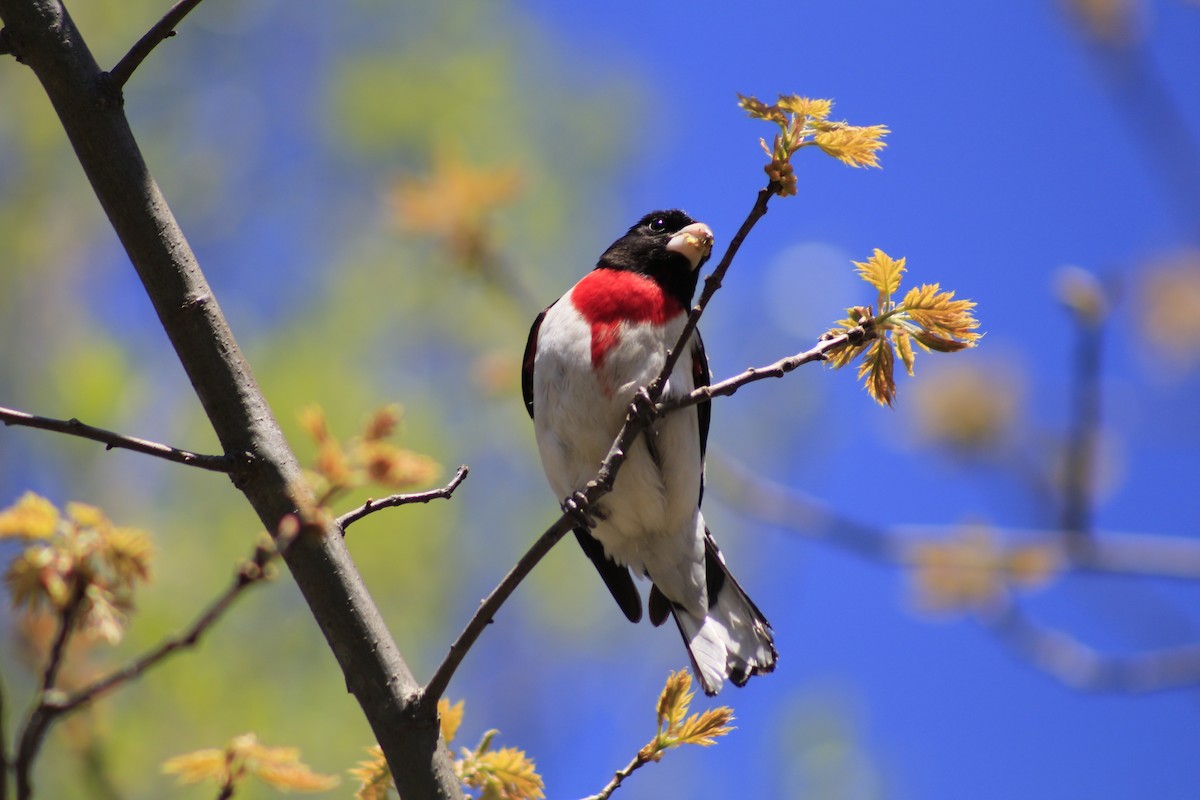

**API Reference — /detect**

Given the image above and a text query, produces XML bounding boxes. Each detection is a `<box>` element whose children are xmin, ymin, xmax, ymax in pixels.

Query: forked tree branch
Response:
<box><xmin>108</xmin><ymin>0</ymin><xmax>207</xmax><ymax>90</ymax></box>
<box><xmin>420</xmin><ymin>182</ymin><xmax>782</xmax><ymax>707</ymax></box>
<box><xmin>0</xmin><ymin>404</ymin><xmax>238</xmax><ymax>474</ymax></box>
<box><xmin>13</xmin><ymin>545</ymin><xmax>277</xmax><ymax>799</ymax></box>
<box><xmin>338</xmin><ymin>466</ymin><xmax>470</xmax><ymax>532</ymax></box>
<box><xmin>52</xmin><ymin>547</ymin><xmax>277</xmax><ymax>717</ymax></box>
<box><xmin>0</xmin><ymin>3</ymin><xmax>462</xmax><ymax>798</ymax></box>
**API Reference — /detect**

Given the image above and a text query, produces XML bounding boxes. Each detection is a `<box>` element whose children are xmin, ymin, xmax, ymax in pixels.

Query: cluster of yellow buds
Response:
<box><xmin>738</xmin><ymin>93</ymin><xmax>889</xmax><ymax>196</ymax></box>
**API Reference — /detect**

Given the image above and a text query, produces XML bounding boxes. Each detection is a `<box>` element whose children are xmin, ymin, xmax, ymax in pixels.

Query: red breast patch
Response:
<box><xmin>570</xmin><ymin>269</ymin><xmax>683</xmax><ymax>368</ymax></box>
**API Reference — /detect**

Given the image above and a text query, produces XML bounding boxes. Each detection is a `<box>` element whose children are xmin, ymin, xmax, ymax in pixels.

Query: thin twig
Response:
<box><xmin>582</xmin><ymin>751</ymin><xmax>651</xmax><ymax>800</ymax></box>
<box><xmin>421</xmin><ymin>511</ymin><xmax>576</xmax><ymax>706</ymax></box>
<box><xmin>338</xmin><ymin>466</ymin><xmax>470</xmax><ymax>532</ymax></box>
<box><xmin>40</xmin><ymin>583</ymin><xmax>86</xmax><ymax>693</ymax></box>
<box><xmin>1060</xmin><ymin>328</ymin><xmax>1103</xmax><ymax>541</ymax></box>
<box><xmin>718</xmin><ymin>456</ymin><xmax>1200</xmax><ymax>581</ymax></box>
<box><xmin>13</xmin><ymin>548</ymin><xmax>276</xmax><ymax>798</ymax></box>
<box><xmin>983</xmin><ymin>594</ymin><xmax>1200</xmax><ymax>692</ymax></box>
<box><xmin>657</xmin><ymin>329</ymin><xmax>868</xmax><ymax>415</ymax></box>
<box><xmin>419</xmin><ymin>182</ymin><xmax>780</xmax><ymax>708</ymax></box>
<box><xmin>715</xmin><ymin>458</ymin><xmax>1200</xmax><ymax>691</ymax></box>
<box><xmin>649</xmin><ymin>183</ymin><xmax>779</xmax><ymax>399</ymax></box>
<box><xmin>108</xmin><ymin>0</ymin><xmax>208</xmax><ymax>89</ymax></box>
<box><xmin>52</xmin><ymin>561</ymin><xmax>272</xmax><ymax>716</ymax></box>
<box><xmin>0</xmin><ymin>404</ymin><xmax>237</xmax><ymax>473</ymax></box>
<box><xmin>1081</xmin><ymin>38</ymin><xmax>1200</xmax><ymax>242</ymax></box>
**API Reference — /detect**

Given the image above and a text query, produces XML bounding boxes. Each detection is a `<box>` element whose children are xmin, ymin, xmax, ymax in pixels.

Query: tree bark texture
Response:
<box><xmin>0</xmin><ymin>3</ymin><xmax>462</xmax><ymax>798</ymax></box>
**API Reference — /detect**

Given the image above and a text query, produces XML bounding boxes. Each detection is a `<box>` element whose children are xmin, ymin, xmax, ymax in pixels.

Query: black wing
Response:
<box><xmin>521</xmin><ymin>307</ymin><xmax>548</xmax><ymax>419</ymax></box>
<box><xmin>521</xmin><ymin>305</ymin><xmax>643</xmax><ymax>623</ymax></box>
<box><xmin>692</xmin><ymin>331</ymin><xmax>712</xmax><ymax>506</ymax></box>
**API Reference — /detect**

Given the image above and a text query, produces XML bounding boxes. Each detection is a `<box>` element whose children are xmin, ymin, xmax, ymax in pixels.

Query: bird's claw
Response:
<box><xmin>563</xmin><ymin>491</ymin><xmax>598</xmax><ymax>529</ymax></box>
<box><xmin>629</xmin><ymin>388</ymin><xmax>658</xmax><ymax>427</ymax></box>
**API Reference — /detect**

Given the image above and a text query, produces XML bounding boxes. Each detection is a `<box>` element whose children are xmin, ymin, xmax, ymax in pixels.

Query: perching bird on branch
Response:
<box><xmin>522</xmin><ymin>209</ymin><xmax>777</xmax><ymax>695</ymax></box>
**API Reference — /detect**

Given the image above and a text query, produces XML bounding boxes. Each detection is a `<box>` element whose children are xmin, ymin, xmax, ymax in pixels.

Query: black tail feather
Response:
<box><xmin>574</xmin><ymin>528</ymin><xmax>642</xmax><ymax>623</ymax></box>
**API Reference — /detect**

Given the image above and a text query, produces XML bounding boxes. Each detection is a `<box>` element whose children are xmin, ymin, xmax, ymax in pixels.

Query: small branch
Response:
<box><xmin>108</xmin><ymin>0</ymin><xmax>208</xmax><ymax>89</ymax></box>
<box><xmin>983</xmin><ymin>595</ymin><xmax>1200</xmax><ymax>692</ymax></box>
<box><xmin>422</xmin><ymin>512</ymin><xmax>575</xmax><ymax>706</ymax></box>
<box><xmin>1060</xmin><ymin>319</ymin><xmax>1104</xmax><ymax>542</ymax></box>
<box><xmin>53</xmin><ymin>559</ymin><xmax>272</xmax><ymax>717</ymax></box>
<box><xmin>650</xmin><ymin>182</ymin><xmax>779</xmax><ymax>399</ymax></box>
<box><xmin>0</xmin><ymin>404</ymin><xmax>237</xmax><ymax>473</ymax></box>
<box><xmin>13</xmin><ymin>547</ymin><xmax>275</xmax><ymax>798</ymax></box>
<box><xmin>420</xmin><ymin>182</ymin><xmax>780</xmax><ymax>707</ymax></box>
<box><xmin>718</xmin><ymin>457</ymin><xmax>1200</xmax><ymax>581</ymax></box>
<box><xmin>657</xmin><ymin>329</ymin><xmax>867</xmax><ymax>415</ymax></box>
<box><xmin>715</xmin><ymin>459</ymin><xmax>1200</xmax><ymax>691</ymax></box>
<box><xmin>40</xmin><ymin>583</ymin><xmax>87</xmax><ymax>693</ymax></box>
<box><xmin>338</xmin><ymin>466</ymin><xmax>470</xmax><ymax>532</ymax></box>
<box><xmin>582</xmin><ymin>751</ymin><xmax>651</xmax><ymax>800</ymax></box>
<box><xmin>1080</xmin><ymin>36</ymin><xmax>1200</xmax><ymax>242</ymax></box>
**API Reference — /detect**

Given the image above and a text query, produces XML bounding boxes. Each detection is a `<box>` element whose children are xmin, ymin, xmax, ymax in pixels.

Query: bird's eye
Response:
<box><xmin>648</xmin><ymin>217</ymin><xmax>667</xmax><ymax>232</ymax></box>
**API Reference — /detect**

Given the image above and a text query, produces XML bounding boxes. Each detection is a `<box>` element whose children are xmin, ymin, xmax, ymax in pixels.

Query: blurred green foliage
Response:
<box><xmin>0</xmin><ymin>1</ymin><xmax>640</xmax><ymax>797</ymax></box>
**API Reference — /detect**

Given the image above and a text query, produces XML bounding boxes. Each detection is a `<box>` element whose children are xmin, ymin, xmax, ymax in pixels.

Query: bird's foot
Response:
<box><xmin>563</xmin><ymin>491</ymin><xmax>598</xmax><ymax>529</ymax></box>
<box><xmin>629</xmin><ymin>387</ymin><xmax>659</xmax><ymax>428</ymax></box>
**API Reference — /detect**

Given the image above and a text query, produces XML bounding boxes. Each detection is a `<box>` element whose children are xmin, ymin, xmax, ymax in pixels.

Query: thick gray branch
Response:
<box><xmin>0</xmin><ymin>3</ymin><xmax>461</xmax><ymax>798</ymax></box>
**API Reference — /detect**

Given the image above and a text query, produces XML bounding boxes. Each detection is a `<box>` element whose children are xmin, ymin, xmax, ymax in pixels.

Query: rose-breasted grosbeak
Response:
<box><xmin>522</xmin><ymin>209</ymin><xmax>777</xmax><ymax>695</ymax></box>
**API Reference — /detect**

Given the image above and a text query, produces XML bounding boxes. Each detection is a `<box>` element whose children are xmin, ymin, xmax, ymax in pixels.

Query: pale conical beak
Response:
<box><xmin>666</xmin><ymin>222</ymin><xmax>715</xmax><ymax>270</ymax></box>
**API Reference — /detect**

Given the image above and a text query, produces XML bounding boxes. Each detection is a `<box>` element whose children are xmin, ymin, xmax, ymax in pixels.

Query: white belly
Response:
<box><xmin>532</xmin><ymin>296</ymin><xmax>706</xmax><ymax>598</ymax></box>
